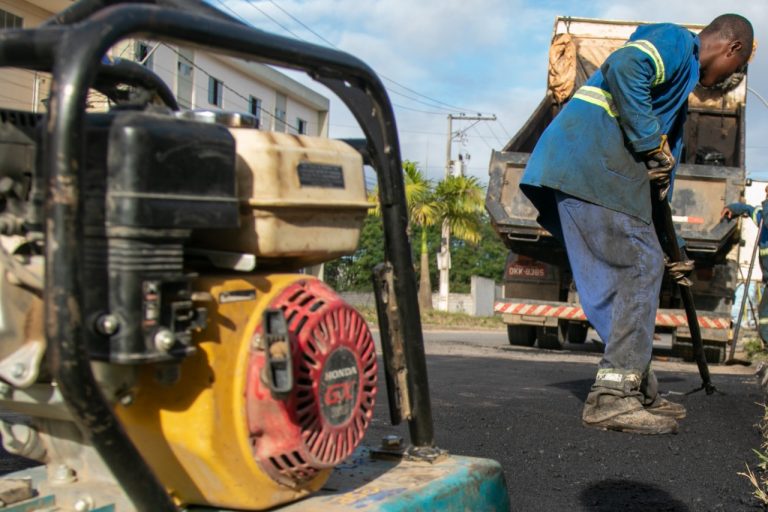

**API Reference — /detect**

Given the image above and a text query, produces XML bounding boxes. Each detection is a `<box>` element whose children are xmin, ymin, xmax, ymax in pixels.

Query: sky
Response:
<box><xmin>216</xmin><ymin>0</ymin><xmax>768</xmax><ymax>185</ymax></box>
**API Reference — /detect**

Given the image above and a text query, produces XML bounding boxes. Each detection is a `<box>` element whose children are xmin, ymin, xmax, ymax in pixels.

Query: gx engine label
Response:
<box><xmin>319</xmin><ymin>347</ymin><xmax>359</xmax><ymax>426</ymax></box>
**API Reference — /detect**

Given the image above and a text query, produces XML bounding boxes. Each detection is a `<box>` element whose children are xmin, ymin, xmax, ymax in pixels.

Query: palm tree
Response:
<box><xmin>405</xmin><ymin>163</ymin><xmax>440</xmax><ymax>311</ymax></box>
<box><xmin>369</xmin><ymin>162</ymin><xmax>484</xmax><ymax>312</ymax></box>
<box><xmin>435</xmin><ymin>175</ymin><xmax>485</xmax><ymax>242</ymax></box>
<box><xmin>434</xmin><ymin>175</ymin><xmax>485</xmax><ymax>311</ymax></box>
<box><xmin>369</xmin><ymin>161</ymin><xmax>439</xmax><ymax>311</ymax></box>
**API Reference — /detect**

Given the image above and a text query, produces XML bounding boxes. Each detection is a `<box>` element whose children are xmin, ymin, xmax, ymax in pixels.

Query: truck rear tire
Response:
<box><xmin>566</xmin><ymin>322</ymin><xmax>588</xmax><ymax>344</ymax></box>
<box><xmin>537</xmin><ymin>325</ymin><xmax>565</xmax><ymax>350</ymax></box>
<box><xmin>507</xmin><ymin>325</ymin><xmax>536</xmax><ymax>346</ymax></box>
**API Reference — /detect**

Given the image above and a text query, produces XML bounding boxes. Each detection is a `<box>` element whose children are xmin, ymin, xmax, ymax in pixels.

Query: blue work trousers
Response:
<box><xmin>555</xmin><ymin>192</ymin><xmax>664</xmax><ymax>374</ymax></box>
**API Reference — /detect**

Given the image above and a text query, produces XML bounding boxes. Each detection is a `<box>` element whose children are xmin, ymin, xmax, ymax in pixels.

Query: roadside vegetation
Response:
<box><xmin>743</xmin><ymin>336</ymin><xmax>768</xmax><ymax>363</ymax></box>
<box><xmin>357</xmin><ymin>306</ymin><xmax>505</xmax><ymax>331</ymax></box>
<box><xmin>325</xmin><ymin>160</ymin><xmax>508</xmax><ymax>308</ymax></box>
<box><xmin>740</xmin><ymin>402</ymin><xmax>768</xmax><ymax>505</ymax></box>
<box><xmin>740</xmin><ymin>336</ymin><xmax>768</xmax><ymax>504</ymax></box>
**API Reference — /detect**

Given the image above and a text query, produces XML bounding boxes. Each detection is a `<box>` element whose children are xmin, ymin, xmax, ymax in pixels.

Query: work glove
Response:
<box><xmin>646</xmin><ymin>134</ymin><xmax>675</xmax><ymax>201</ymax></box>
<box><xmin>664</xmin><ymin>256</ymin><xmax>694</xmax><ymax>287</ymax></box>
<box><xmin>720</xmin><ymin>206</ymin><xmax>735</xmax><ymax>220</ymax></box>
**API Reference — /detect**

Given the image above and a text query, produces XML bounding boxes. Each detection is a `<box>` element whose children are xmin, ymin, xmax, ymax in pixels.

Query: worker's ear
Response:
<box><xmin>727</xmin><ymin>40</ymin><xmax>744</xmax><ymax>57</ymax></box>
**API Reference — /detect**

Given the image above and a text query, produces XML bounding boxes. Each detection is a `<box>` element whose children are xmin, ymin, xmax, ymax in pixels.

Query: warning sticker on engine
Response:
<box><xmin>297</xmin><ymin>162</ymin><xmax>345</xmax><ymax>188</ymax></box>
<box><xmin>319</xmin><ymin>348</ymin><xmax>359</xmax><ymax>426</ymax></box>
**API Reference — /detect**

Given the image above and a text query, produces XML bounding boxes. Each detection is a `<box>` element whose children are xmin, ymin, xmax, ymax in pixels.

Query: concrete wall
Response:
<box><xmin>341</xmin><ymin>276</ymin><xmax>502</xmax><ymax>317</ymax></box>
<box><xmin>471</xmin><ymin>276</ymin><xmax>496</xmax><ymax>317</ymax></box>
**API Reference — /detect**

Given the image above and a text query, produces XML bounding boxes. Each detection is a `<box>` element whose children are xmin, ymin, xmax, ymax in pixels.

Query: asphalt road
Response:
<box><xmin>368</xmin><ymin>329</ymin><xmax>765</xmax><ymax>511</ymax></box>
<box><xmin>0</xmin><ymin>329</ymin><xmax>761</xmax><ymax>511</ymax></box>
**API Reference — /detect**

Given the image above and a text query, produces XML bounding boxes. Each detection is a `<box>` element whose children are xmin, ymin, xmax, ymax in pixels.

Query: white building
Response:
<box><xmin>0</xmin><ymin>0</ymin><xmax>330</xmax><ymax>137</ymax></box>
<box><xmin>740</xmin><ymin>180</ymin><xmax>768</xmax><ymax>283</ymax></box>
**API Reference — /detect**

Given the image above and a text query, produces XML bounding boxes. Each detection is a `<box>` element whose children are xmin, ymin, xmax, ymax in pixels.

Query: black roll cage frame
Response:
<box><xmin>0</xmin><ymin>1</ymin><xmax>435</xmax><ymax>509</ymax></box>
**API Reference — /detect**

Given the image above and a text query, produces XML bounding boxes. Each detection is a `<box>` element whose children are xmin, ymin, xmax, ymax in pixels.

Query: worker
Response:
<box><xmin>722</xmin><ymin>185</ymin><xmax>768</xmax><ymax>342</ymax></box>
<box><xmin>520</xmin><ymin>14</ymin><xmax>754</xmax><ymax>434</ymax></box>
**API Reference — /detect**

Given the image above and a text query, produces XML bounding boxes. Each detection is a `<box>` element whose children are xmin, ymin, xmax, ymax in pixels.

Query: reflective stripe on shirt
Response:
<box><xmin>572</xmin><ymin>86</ymin><xmax>618</xmax><ymax>118</ymax></box>
<box><xmin>620</xmin><ymin>39</ymin><xmax>666</xmax><ymax>87</ymax></box>
<box><xmin>753</xmin><ymin>207</ymin><xmax>762</xmax><ymax>224</ymax></box>
<box><xmin>759</xmin><ymin>247</ymin><xmax>768</xmax><ymax>257</ymax></box>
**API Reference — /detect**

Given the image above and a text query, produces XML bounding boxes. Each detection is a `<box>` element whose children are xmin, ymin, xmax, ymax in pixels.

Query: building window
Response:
<box><xmin>176</xmin><ymin>48</ymin><xmax>194</xmax><ymax>110</ymax></box>
<box><xmin>297</xmin><ymin>118</ymin><xmax>307</xmax><ymax>135</ymax></box>
<box><xmin>0</xmin><ymin>9</ymin><xmax>23</xmax><ymax>29</ymax></box>
<box><xmin>274</xmin><ymin>92</ymin><xmax>287</xmax><ymax>133</ymax></box>
<box><xmin>274</xmin><ymin>108</ymin><xmax>287</xmax><ymax>132</ymax></box>
<box><xmin>134</xmin><ymin>41</ymin><xmax>154</xmax><ymax>69</ymax></box>
<box><xmin>248</xmin><ymin>96</ymin><xmax>262</xmax><ymax>128</ymax></box>
<box><xmin>208</xmin><ymin>76</ymin><xmax>223</xmax><ymax>107</ymax></box>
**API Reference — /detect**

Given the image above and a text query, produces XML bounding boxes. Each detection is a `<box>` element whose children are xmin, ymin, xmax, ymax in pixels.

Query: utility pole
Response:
<box><xmin>437</xmin><ymin>113</ymin><xmax>497</xmax><ymax>311</ymax></box>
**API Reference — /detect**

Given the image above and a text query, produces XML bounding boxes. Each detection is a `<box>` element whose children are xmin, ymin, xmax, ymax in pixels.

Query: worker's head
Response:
<box><xmin>698</xmin><ymin>14</ymin><xmax>754</xmax><ymax>87</ymax></box>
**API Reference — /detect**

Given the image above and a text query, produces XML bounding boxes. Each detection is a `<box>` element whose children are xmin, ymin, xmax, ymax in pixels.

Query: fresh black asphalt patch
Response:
<box><xmin>0</xmin><ymin>348</ymin><xmax>762</xmax><ymax>510</ymax></box>
<box><xmin>370</xmin><ymin>354</ymin><xmax>766</xmax><ymax>511</ymax></box>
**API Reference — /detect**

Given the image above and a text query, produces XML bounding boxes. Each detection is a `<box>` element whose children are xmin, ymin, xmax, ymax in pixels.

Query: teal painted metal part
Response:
<box><xmin>1</xmin><ymin>494</ymin><xmax>54</xmax><ymax>512</ymax></box>
<box><xmin>0</xmin><ymin>448</ymin><xmax>509</xmax><ymax>512</ymax></box>
<box><xmin>189</xmin><ymin>447</ymin><xmax>510</xmax><ymax>512</ymax></box>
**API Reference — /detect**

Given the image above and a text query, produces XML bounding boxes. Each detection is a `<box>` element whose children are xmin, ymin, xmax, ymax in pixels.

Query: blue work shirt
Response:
<box><xmin>520</xmin><ymin>23</ymin><xmax>701</xmax><ymax>231</ymax></box>
<box><xmin>728</xmin><ymin>201</ymin><xmax>768</xmax><ymax>252</ymax></box>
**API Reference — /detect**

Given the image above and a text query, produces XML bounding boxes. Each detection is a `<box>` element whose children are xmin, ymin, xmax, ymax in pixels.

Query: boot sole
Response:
<box><xmin>645</xmin><ymin>409</ymin><xmax>686</xmax><ymax>420</ymax></box>
<box><xmin>583</xmin><ymin>420</ymin><xmax>678</xmax><ymax>435</ymax></box>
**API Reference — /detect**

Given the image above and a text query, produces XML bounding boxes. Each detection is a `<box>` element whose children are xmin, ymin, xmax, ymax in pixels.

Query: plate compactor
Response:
<box><xmin>0</xmin><ymin>0</ymin><xmax>510</xmax><ymax>510</ymax></box>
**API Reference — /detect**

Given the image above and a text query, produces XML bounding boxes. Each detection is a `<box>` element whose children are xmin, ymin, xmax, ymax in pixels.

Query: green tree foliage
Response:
<box><xmin>324</xmin><ymin>215</ymin><xmax>386</xmax><ymax>291</ymax></box>
<box><xmin>448</xmin><ymin>215</ymin><xmax>508</xmax><ymax>293</ymax></box>
<box><xmin>326</xmin><ymin>161</ymin><xmax>507</xmax><ymax>295</ymax></box>
<box><xmin>434</xmin><ymin>175</ymin><xmax>485</xmax><ymax>244</ymax></box>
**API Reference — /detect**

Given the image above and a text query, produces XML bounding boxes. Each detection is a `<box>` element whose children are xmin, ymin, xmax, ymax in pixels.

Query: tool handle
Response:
<box><xmin>729</xmin><ymin>215</ymin><xmax>764</xmax><ymax>361</ymax></box>
<box><xmin>654</xmin><ymin>198</ymin><xmax>714</xmax><ymax>393</ymax></box>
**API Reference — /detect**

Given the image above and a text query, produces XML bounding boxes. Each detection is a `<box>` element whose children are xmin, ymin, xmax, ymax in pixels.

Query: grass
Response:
<box><xmin>744</xmin><ymin>337</ymin><xmax>768</xmax><ymax>363</ymax></box>
<box><xmin>739</xmin><ymin>403</ymin><xmax>768</xmax><ymax>505</ymax></box>
<box><xmin>740</xmin><ymin>335</ymin><xmax>768</xmax><ymax>505</ymax></box>
<box><xmin>356</xmin><ymin>306</ymin><xmax>505</xmax><ymax>331</ymax></box>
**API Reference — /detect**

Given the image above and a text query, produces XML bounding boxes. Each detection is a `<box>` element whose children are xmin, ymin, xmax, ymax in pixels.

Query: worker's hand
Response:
<box><xmin>646</xmin><ymin>135</ymin><xmax>675</xmax><ymax>200</ymax></box>
<box><xmin>665</xmin><ymin>257</ymin><xmax>694</xmax><ymax>287</ymax></box>
<box><xmin>721</xmin><ymin>206</ymin><xmax>735</xmax><ymax>220</ymax></box>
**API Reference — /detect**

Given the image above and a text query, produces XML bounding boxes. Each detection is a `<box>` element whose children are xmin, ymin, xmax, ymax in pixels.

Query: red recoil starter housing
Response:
<box><xmin>246</xmin><ymin>279</ymin><xmax>378</xmax><ymax>486</ymax></box>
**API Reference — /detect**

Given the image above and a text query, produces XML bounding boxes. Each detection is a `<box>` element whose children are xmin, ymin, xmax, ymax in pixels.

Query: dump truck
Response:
<box><xmin>485</xmin><ymin>17</ymin><xmax>748</xmax><ymax>362</ymax></box>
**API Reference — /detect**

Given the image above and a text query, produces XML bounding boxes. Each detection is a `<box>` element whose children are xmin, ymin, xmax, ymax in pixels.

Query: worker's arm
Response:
<box><xmin>721</xmin><ymin>202</ymin><xmax>758</xmax><ymax>223</ymax></box>
<box><xmin>600</xmin><ymin>44</ymin><xmax>663</xmax><ymax>153</ymax></box>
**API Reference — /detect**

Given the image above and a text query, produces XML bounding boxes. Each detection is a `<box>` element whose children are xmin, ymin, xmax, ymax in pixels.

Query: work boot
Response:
<box><xmin>582</xmin><ymin>392</ymin><xmax>678</xmax><ymax>434</ymax></box>
<box><xmin>640</xmin><ymin>366</ymin><xmax>686</xmax><ymax>419</ymax></box>
<box><xmin>644</xmin><ymin>396</ymin><xmax>686</xmax><ymax>419</ymax></box>
<box><xmin>582</xmin><ymin>368</ymin><xmax>678</xmax><ymax>435</ymax></box>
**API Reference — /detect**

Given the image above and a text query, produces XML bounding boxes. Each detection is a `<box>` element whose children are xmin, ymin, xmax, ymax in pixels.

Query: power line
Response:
<box><xmin>485</xmin><ymin>121</ymin><xmax>505</xmax><ymax>146</ymax></box>
<box><xmin>497</xmin><ymin>118</ymin><xmax>512</xmax><ymax>139</ymax></box>
<box><xmin>392</xmin><ymin>103</ymin><xmax>449</xmax><ymax>116</ymax></box>
<box><xmin>237</xmin><ymin>0</ymin><xmax>304</xmax><ymax>39</ymax></box>
<box><xmin>267</xmin><ymin>0</ymin><xmax>336</xmax><ymax>47</ymax></box>
<box><xmin>470</xmin><ymin>124</ymin><xmax>493</xmax><ymax>151</ymax></box>
<box><xmin>163</xmin><ymin>43</ymin><xmax>303</xmax><ymax>134</ymax></box>
<box><xmin>266</xmin><ymin>0</ymin><xmax>477</xmax><ymax>113</ymax></box>
<box><xmin>221</xmin><ymin>0</ymin><xmax>481</xmax><ymax>116</ymax></box>
<box><xmin>330</xmin><ymin>122</ymin><xmax>505</xmax><ymax>140</ymax></box>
